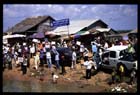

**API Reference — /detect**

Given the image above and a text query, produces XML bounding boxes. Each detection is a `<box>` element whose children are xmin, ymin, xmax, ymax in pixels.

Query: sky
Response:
<box><xmin>3</xmin><ymin>4</ymin><xmax>138</xmax><ymax>32</ymax></box>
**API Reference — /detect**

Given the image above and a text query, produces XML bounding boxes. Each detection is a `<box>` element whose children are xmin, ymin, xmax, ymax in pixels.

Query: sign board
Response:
<box><xmin>52</xmin><ymin>19</ymin><xmax>69</xmax><ymax>27</ymax></box>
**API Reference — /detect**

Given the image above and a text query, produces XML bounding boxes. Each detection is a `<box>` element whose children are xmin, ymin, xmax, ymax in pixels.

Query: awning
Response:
<box><xmin>3</xmin><ymin>34</ymin><xmax>26</xmax><ymax>39</ymax></box>
<box><xmin>28</xmin><ymin>32</ymin><xmax>45</xmax><ymax>39</ymax></box>
<box><xmin>96</xmin><ymin>28</ymin><xmax>111</xmax><ymax>32</ymax></box>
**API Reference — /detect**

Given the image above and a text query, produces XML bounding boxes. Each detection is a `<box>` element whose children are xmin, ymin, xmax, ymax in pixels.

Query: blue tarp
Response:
<box><xmin>29</xmin><ymin>32</ymin><xmax>45</xmax><ymax>39</ymax></box>
<box><xmin>74</xmin><ymin>34</ymin><xmax>81</xmax><ymax>39</ymax></box>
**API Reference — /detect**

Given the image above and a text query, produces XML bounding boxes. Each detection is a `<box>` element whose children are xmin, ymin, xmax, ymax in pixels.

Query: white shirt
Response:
<box><xmin>4</xmin><ymin>46</ymin><xmax>9</xmax><ymax>54</ymax></box>
<box><xmin>89</xmin><ymin>60</ymin><xmax>97</xmax><ymax>70</ymax></box>
<box><xmin>52</xmin><ymin>46</ymin><xmax>56</xmax><ymax>50</ymax></box>
<box><xmin>80</xmin><ymin>45</ymin><xmax>84</xmax><ymax>52</ymax></box>
<box><xmin>43</xmin><ymin>47</ymin><xmax>46</xmax><ymax>52</ymax></box>
<box><xmin>45</xmin><ymin>44</ymin><xmax>50</xmax><ymax>49</ymax></box>
<box><xmin>55</xmin><ymin>51</ymin><xmax>59</xmax><ymax>61</ymax></box>
<box><xmin>84</xmin><ymin>61</ymin><xmax>92</xmax><ymax>69</ymax></box>
<box><xmin>104</xmin><ymin>42</ymin><xmax>108</xmax><ymax>49</ymax></box>
<box><xmin>46</xmin><ymin>52</ymin><xmax>51</xmax><ymax>59</ymax></box>
<box><xmin>30</xmin><ymin>46</ymin><xmax>35</xmax><ymax>53</ymax></box>
<box><xmin>64</xmin><ymin>44</ymin><xmax>67</xmax><ymax>47</ymax></box>
<box><xmin>72</xmin><ymin>51</ymin><xmax>76</xmax><ymax>60</ymax></box>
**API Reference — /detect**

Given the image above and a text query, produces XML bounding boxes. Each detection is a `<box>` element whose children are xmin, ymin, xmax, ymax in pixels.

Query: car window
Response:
<box><xmin>102</xmin><ymin>52</ymin><xmax>109</xmax><ymax>59</ymax></box>
<box><xmin>110</xmin><ymin>51</ymin><xmax>116</xmax><ymax>58</ymax></box>
<box><xmin>120</xmin><ymin>53</ymin><xmax>136</xmax><ymax>62</ymax></box>
<box><xmin>119</xmin><ymin>50</ymin><xmax>126</xmax><ymax>56</ymax></box>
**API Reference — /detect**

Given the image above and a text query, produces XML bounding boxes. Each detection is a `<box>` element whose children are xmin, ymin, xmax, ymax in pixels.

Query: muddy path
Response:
<box><xmin>3</xmin><ymin>59</ymin><xmax>137</xmax><ymax>92</ymax></box>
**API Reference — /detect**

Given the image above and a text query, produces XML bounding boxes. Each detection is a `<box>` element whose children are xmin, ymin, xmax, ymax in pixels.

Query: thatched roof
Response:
<box><xmin>5</xmin><ymin>16</ymin><xmax>54</xmax><ymax>34</ymax></box>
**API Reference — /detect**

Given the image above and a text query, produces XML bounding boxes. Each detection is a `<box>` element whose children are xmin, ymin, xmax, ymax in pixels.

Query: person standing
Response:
<box><xmin>6</xmin><ymin>50</ymin><xmax>13</xmax><ymax>70</ymax></box>
<box><xmin>80</xmin><ymin>43</ymin><xmax>84</xmax><ymax>59</ymax></box>
<box><xmin>111</xmin><ymin>68</ymin><xmax>117</xmax><ymax>84</ymax></box>
<box><xmin>30</xmin><ymin>43</ymin><xmax>36</xmax><ymax>58</ymax></box>
<box><xmin>34</xmin><ymin>52</ymin><xmax>40</xmax><ymax>70</ymax></box>
<box><xmin>7</xmin><ymin>50</ymin><xmax>12</xmax><ymax>70</ymax></box>
<box><xmin>42</xmin><ymin>43</ymin><xmax>46</xmax><ymax>64</ymax></box>
<box><xmin>61</xmin><ymin>53</ymin><xmax>66</xmax><ymax>75</ymax></box>
<box><xmin>46</xmin><ymin>49</ymin><xmax>52</xmax><ymax>69</ymax></box>
<box><xmin>119</xmin><ymin>65</ymin><xmax>125</xmax><ymax>82</ymax></box>
<box><xmin>84</xmin><ymin>58</ymin><xmax>92</xmax><ymax>79</ymax></box>
<box><xmin>83</xmin><ymin>48</ymin><xmax>89</xmax><ymax>62</ymax></box>
<box><xmin>54</xmin><ymin>50</ymin><xmax>60</xmax><ymax>70</ymax></box>
<box><xmin>71</xmin><ymin>49</ymin><xmax>77</xmax><ymax>70</ymax></box>
<box><xmin>22</xmin><ymin>55</ymin><xmax>27</xmax><ymax>75</ymax></box>
<box><xmin>91</xmin><ymin>41</ymin><xmax>97</xmax><ymax>56</ymax></box>
<box><xmin>40</xmin><ymin>49</ymin><xmax>44</xmax><ymax>67</ymax></box>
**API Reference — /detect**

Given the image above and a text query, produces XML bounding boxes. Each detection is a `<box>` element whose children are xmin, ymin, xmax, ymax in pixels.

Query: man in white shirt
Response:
<box><xmin>71</xmin><ymin>50</ymin><xmax>77</xmax><ymax>69</ymax></box>
<box><xmin>30</xmin><ymin>44</ymin><xmax>35</xmax><ymax>58</ymax></box>
<box><xmin>80</xmin><ymin>44</ymin><xmax>84</xmax><ymax>59</ymax></box>
<box><xmin>54</xmin><ymin>50</ymin><xmax>60</xmax><ymax>70</ymax></box>
<box><xmin>46</xmin><ymin>50</ymin><xmax>52</xmax><ymax>69</ymax></box>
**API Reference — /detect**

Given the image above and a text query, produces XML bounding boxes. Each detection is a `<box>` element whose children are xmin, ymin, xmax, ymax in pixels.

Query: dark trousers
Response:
<box><xmin>86</xmin><ymin>69</ymin><xmax>91</xmax><ymax>79</ymax></box>
<box><xmin>62</xmin><ymin>65</ymin><xmax>66</xmax><ymax>74</ymax></box>
<box><xmin>112</xmin><ymin>75</ymin><xmax>116</xmax><ymax>83</ymax></box>
<box><xmin>80</xmin><ymin>52</ymin><xmax>83</xmax><ymax>59</ymax></box>
<box><xmin>119</xmin><ymin>72</ymin><xmax>124</xmax><ymax>82</ymax></box>
<box><xmin>40</xmin><ymin>58</ymin><xmax>44</xmax><ymax>67</ymax></box>
<box><xmin>8</xmin><ymin>61</ymin><xmax>12</xmax><ymax>70</ymax></box>
<box><xmin>22</xmin><ymin>65</ymin><xmax>27</xmax><ymax>75</ymax></box>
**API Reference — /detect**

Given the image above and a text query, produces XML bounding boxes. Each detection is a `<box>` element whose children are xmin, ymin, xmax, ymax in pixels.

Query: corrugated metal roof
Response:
<box><xmin>53</xmin><ymin>19</ymin><xmax>99</xmax><ymax>35</ymax></box>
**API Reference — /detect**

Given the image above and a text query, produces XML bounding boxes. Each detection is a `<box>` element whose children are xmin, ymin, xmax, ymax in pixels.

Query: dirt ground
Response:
<box><xmin>3</xmin><ymin>57</ymin><xmax>137</xmax><ymax>93</ymax></box>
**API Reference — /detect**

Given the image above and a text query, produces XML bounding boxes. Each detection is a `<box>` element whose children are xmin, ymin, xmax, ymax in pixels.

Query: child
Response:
<box><xmin>84</xmin><ymin>57</ymin><xmax>92</xmax><ymax>79</ymax></box>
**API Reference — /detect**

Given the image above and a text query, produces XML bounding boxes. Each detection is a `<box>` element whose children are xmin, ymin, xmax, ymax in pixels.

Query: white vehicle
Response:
<box><xmin>100</xmin><ymin>45</ymin><xmax>137</xmax><ymax>72</ymax></box>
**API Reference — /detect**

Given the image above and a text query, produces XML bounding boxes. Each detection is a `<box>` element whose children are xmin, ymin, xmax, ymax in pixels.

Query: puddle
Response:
<box><xmin>3</xmin><ymin>79</ymin><xmax>96</xmax><ymax>92</ymax></box>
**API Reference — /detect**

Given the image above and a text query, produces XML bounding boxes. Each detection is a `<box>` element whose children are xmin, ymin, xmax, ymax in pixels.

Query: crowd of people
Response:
<box><xmin>3</xmin><ymin>36</ymin><xmax>137</xmax><ymax>84</ymax></box>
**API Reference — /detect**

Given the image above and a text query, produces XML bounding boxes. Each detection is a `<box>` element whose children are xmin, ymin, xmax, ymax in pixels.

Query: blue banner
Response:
<box><xmin>52</xmin><ymin>19</ymin><xmax>69</xmax><ymax>27</ymax></box>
